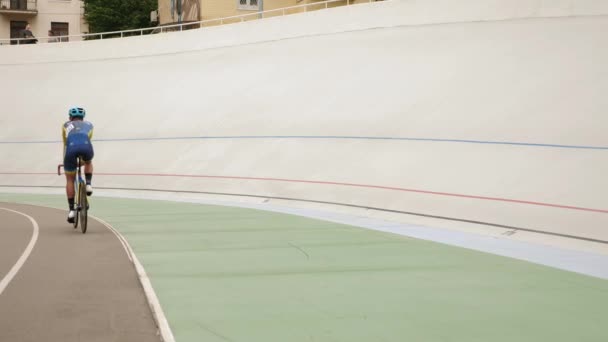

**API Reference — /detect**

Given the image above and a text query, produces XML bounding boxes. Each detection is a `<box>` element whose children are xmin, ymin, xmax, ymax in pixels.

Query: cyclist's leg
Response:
<box><xmin>64</xmin><ymin>146</ymin><xmax>78</xmax><ymax>222</ymax></box>
<box><xmin>65</xmin><ymin>172</ymin><xmax>76</xmax><ymax>202</ymax></box>
<box><xmin>83</xmin><ymin>144</ymin><xmax>94</xmax><ymax>196</ymax></box>
<box><xmin>84</xmin><ymin>161</ymin><xmax>93</xmax><ymax>175</ymax></box>
<box><xmin>64</xmin><ymin>161</ymin><xmax>77</xmax><ymax>201</ymax></box>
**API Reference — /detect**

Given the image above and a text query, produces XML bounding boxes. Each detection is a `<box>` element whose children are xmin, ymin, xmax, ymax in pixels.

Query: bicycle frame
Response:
<box><xmin>74</xmin><ymin>159</ymin><xmax>85</xmax><ymax>207</ymax></box>
<box><xmin>57</xmin><ymin>158</ymin><xmax>89</xmax><ymax>233</ymax></box>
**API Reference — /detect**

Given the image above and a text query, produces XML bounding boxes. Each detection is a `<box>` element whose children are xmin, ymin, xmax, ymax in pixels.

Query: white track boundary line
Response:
<box><xmin>0</xmin><ymin>208</ymin><xmax>40</xmax><ymax>296</ymax></box>
<box><xmin>0</xmin><ymin>203</ymin><xmax>175</xmax><ymax>342</ymax></box>
<box><xmin>91</xmin><ymin>215</ymin><xmax>133</xmax><ymax>263</ymax></box>
<box><xmin>92</xmin><ymin>215</ymin><xmax>175</xmax><ymax>342</ymax></box>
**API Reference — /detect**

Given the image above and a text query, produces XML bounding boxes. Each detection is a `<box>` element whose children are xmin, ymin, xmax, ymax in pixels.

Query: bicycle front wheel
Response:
<box><xmin>79</xmin><ymin>182</ymin><xmax>88</xmax><ymax>234</ymax></box>
<box><xmin>73</xmin><ymin>183</ymin><xmax>80</xmax><ymax>229</ymax></box>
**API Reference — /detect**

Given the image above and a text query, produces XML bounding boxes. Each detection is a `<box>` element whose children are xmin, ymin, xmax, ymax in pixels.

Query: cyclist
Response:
<box><xmin>62</xmin><ymin>107</ymin><xmax>94</xmax><ymax>223</ymax></box>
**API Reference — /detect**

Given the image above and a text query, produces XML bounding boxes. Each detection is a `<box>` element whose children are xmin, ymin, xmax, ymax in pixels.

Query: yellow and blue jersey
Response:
<box><xmin>62</xmin><ymin>120</ymin><xmax>94</xmax><ymax>173</ymax></box>
<box><xmin>62</xmin><ymin>120</ymin><xmax>94</xmax><ymax>148</ymax></box>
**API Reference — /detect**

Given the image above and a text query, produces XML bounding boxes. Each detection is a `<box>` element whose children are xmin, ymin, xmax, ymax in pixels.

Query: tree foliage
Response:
<box><xmin>83</xmin><ymin>0</ymin><xmax>157</xmax><ymax>33</ymax></box>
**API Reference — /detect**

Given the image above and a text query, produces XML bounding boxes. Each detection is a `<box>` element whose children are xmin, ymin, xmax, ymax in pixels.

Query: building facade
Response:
<box><xmin>0</xmin><ymin>0</ymin><xmax>87</xmax><ymax>44</ymax></box>
<box><xmin>158</xmin><ymin>0</ymin><xmax>200</xmax><ymax>26</ymax></box>
<box><xmin>157</xmin><ymin>0</ymin><xmax>366</xmax><ymax>27</ymax></box>
<box><xmin>197</xmin><ymin>0</ymin><xmax>310</xmax><ymax>23</ymax></box>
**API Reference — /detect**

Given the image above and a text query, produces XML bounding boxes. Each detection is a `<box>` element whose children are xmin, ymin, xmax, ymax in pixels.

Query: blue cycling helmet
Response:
<box><xmin>68</xmin><ymin>107</ymin><xmax>86</xmax><ymax>118</ymax></box>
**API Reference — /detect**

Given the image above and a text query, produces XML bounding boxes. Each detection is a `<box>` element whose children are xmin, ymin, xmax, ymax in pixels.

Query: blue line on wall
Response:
<box><xmin>1</xmin><ymin>135</ymin><xmax>606</xmax><ymax>150</ymax></box>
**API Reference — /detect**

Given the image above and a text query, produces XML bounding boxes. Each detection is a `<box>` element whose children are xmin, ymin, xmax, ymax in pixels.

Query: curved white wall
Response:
<box><xmin>1</xmin><ymin>0</ymin><xmax>607</xmax><ymax>241</ymax></box>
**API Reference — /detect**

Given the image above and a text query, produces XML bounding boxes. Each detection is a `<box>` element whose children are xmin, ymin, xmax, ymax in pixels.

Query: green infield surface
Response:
<box><xmin>1</xmin><ymin>193</ymin><xmax>607</xmax><ymax>342</ymax></box>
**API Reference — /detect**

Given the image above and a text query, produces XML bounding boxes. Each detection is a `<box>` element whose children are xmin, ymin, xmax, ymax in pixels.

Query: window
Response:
<box><xmin>237</xmin><ymin>0</ymin><xmax>259</xmax><ymax>10</ymax></box>
<box><xmin>9</xmin><ymin>0</ymin><xmax>27</xmax><ymax>11</ymax></box>
<box><xmin>10</xmin><ymin>21</ymin><xmax>27</xmax><ymax>45</ymax></box>
<box><xmin>51</xmin><ymin>22</ymin><xmax>69</xmax><ymax>42</ymax></box>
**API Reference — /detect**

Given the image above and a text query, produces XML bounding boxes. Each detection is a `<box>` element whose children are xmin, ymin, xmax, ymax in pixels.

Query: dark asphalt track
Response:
<box><xmin>0</xmin><ymin>202</ymin><xmax>160</xmax><ymax>342</ymax></box>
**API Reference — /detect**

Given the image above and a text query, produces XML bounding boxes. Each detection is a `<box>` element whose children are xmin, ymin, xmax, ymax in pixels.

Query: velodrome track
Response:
<box><xmin>1</xmin><ymin>0</ymin><xmax>608</xmax><ymax>341</ymax></box>
<box><xmin>1</xmin><ymin>192</ymin><xmax>608</xmax><ymax>342</ymax></box>
<box><xmin>0</xmin><ymin>202</ymin><xmax>160</xmax><ymax>342</ymax></box>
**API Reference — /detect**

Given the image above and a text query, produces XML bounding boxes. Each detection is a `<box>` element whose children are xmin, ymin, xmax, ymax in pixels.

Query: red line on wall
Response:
<box><xmin>2</xmin><ymin>171</ymin><xmax>607</xmax><ymax>214</ymax></box>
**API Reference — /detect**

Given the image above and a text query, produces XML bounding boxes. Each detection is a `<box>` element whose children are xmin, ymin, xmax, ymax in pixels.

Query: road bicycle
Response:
<box><xmin>57</xmin><ymin>157</ymin><xmax>88</xmax><ymax>233</ymax></box>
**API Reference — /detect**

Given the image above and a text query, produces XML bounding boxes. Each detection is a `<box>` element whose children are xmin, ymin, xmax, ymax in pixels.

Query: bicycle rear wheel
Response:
<box><xmin>73</xmin><ymin>183</ymin><xmax>79</xmax><ymax>229</ymax></box>
<box><xmin>79</xmin><ymin>182</ymin><xmax>88</xmax><ymax>234</ymax></box>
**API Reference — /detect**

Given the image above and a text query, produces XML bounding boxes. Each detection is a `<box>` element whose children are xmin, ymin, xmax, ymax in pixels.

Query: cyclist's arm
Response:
<box><xmin>62</xmin><ymin>124</ymin><xmax>67</xmax><ymax>157</ymax></box>
<box><xmin>88</xmin><ymin>126</ymin><xmax>94</xmax><ymax>140</ymax></box>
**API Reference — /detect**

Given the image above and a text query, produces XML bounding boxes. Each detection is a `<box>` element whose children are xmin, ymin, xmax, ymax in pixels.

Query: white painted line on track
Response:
<box><xmin>92</xmin><ymin>215</ymin><xmax>133</xmax><ymax>263</ymax></box>
<box><xmin>0</xmin><ymin>202</ymin><xmax>175</xmax><ymax>342</ymax></box>
<box><xmin>92</xmin><ymin>215</ymin><xmax>176</xmax><ymax>342</ymax></box>
<box><xmin>130</xmin><ymin>252</ymin><xmax>176</xmax><ymax>342</ymax></box>
<box><xmin>0</xmin><ymin>208</ymin><xmax>40</xmax><ymax>296</ymax></box>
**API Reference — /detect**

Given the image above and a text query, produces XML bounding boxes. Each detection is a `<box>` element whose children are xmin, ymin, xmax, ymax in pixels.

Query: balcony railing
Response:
<box><xmin>0</xmin><ymin>0</ymin><xmax>37</xmax><ymax>13</ymax></box>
